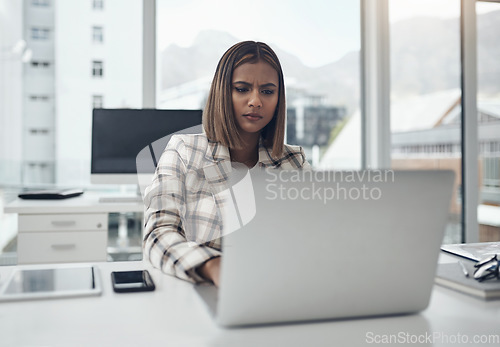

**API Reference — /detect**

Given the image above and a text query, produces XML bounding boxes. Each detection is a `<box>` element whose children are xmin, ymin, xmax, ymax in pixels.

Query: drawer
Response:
<box><xmin>17</xmin><ymin>231</ymin><xmax>108</xmax><ymax>264</ymax></box>
<box><xmin>18</xmin><ymin>213</ymin><xmax>107</xmax><ymax>232</ymax></box>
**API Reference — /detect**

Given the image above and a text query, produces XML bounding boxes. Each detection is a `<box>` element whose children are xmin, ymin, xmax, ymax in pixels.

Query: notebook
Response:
<box><xmin>18</xmin><ymin>189</ymin><xmax>84</xmax><ymax>200</ymax></box>
<box><xmin>195</xmin><ymin>169</ymin><xmax>456</xmax><ymax>327</ymax></box>
<box><xmin>435</xmin><ymin>261</ymin><xmax>500</xmax><ymax>300</ymax></box>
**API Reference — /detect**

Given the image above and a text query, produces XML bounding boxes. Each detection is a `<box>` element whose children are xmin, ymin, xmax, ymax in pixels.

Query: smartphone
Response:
<box><xmin>111</xmin><ymin>270</ymin><xmax>155</xmax><ymax>293</ymax></box>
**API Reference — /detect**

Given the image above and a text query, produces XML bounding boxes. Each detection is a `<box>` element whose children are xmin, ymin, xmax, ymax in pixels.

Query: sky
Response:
<box><xmin>390</xmin><ymin>0</ymin><xmax>499</xmax><ymax>22</ymax></box>
<box><xmin>157</xmin><ymin>0</ymin><xmax>361</xmax><ymax>68</ymax></box>
<box><xmin>157</xmin><ymin>0</ymin><xmax>499</xmax><ymax>68</ymax></box>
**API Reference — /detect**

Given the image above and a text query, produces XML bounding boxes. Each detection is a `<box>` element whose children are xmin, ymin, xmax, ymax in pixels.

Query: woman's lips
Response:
<box><xmin>243</xmin><ymin>113</ymin><xmax>263</xmax><ymax>121</ymax></box>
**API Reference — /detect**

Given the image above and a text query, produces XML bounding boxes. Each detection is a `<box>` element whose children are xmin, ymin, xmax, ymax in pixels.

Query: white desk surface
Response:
<box><xmin>4</xmin><ymin>192</ymin><xmax>143</xmax><ymax>214</ymax></box>
<box><xmin>0</xmin><ymin>254</ymin><xmax>499</xmax><ymax>347</ymax></box>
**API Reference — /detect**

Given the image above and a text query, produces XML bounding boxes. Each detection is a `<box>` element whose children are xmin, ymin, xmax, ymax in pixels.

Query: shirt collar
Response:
<box><xmin>257</xmin><ymin>139</ymin><xmax>280</xmax><ymax>168</ymax></box>
<box><xmin>204</xmin><ymin>139</ymin><xmax>230</xmax><ymax>163</ymax></box>
<box><xmin>205</xmin><ymin>137</ymin><xmax>281</xmax><ymax>169</ymax></box>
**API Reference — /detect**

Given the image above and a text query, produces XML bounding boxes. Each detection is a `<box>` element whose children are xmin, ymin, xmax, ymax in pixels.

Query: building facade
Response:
<box><xmin>0</xmin><ymin>0</ymin><xmax>142</xmax><ymax>186</ymax></box>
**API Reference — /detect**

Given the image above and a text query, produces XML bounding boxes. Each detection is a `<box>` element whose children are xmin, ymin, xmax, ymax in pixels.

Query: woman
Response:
<box><xmin>143</xmin><ymin>41</ymin><xmax>310</xmax><ymax>286</ymax></box>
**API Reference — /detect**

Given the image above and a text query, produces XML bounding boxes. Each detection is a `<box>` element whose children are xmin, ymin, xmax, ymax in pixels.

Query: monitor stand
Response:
<box><xmin>99</xmin><ymin>185</ymin><xmax>144</xmax><ymax>258</ymax></box>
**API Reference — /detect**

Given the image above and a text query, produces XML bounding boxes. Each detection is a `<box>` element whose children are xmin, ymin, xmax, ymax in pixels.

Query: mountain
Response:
<box><xmin>390</xmin><ymin>10</ymin><xmax>500</xmax><ymax>97</ymax></box>
<box><xmin>159</xmin><ymin>30</ymin><xmax>238</xmax><ymax>90</ymax></box>
<box><xmin>477</xmin><ymin>10</ymin><xmax>500</xmax><ymax>95</ymax></box>
<box><xmin>390</xmin><ymin>16</ymin><xmax>461</xmax><ymax>98</ymax></box>
<box><xmin>160</xmin><ymin>30</ymin><xmax>360</xmax><ymax>112</ymax></box>
<box><xmin>159</xmin><ymin>30</ymin><xmax>318</xmax><ymax>92</ymax></box>
<box><xmin>160</xmin><ymin>10</ymin><xmax>500</xmax><ymax>113</ymax></box>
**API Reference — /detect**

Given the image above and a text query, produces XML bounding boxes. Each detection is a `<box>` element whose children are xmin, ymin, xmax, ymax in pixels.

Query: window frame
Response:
<box><xmin>461</xmin><ymin>0</ymin><xmax>479</xmax><ymax>243</ymax></box>
<box><xmin>359</xmin><ymin>0</ymin><xmax>487</xmax><ymax>242</ymax></box>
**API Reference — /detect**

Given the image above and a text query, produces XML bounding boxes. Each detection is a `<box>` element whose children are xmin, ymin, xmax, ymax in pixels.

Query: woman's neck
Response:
<box><xmin>230</xmin><ymin>134</ymin><xmax>260</xmax><ymax>168</ymax></box>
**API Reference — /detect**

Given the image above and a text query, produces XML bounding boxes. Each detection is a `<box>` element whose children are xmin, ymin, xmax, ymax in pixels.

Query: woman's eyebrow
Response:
<box><xmin>233</xmin><ymin>81</ymin><xmax>251</xmax><ymax>86</ymax></box>
<box><xmin>260</xmin><ymin>82</ymin><xmax>277</xmax><ymax>88</ymax></box>
<box><xmin>232</xmin><ymin>81</ymin><xmax>277</xmax><ymax>88</ymax></box>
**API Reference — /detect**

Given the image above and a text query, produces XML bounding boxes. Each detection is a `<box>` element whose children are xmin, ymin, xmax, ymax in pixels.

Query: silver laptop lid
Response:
<box><xmin>216</xmin><ymin>169</ymin><xmax>455</xmax><ymax>327</ymax></box>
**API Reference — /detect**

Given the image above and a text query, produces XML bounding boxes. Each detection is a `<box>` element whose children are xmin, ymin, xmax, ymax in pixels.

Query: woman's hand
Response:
<box><xmin>198</xmin><ymin>257</ymin><xmax>221</xmax><ymax>287</ymax></box>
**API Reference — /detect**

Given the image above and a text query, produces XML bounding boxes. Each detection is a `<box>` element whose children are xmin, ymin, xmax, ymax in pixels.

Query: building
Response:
<box><xmin>0</xmin><ymin>1</ymin><xmax>24</xmax><ymax>184</ymax></box>
<box><xmin>0</xmin><ymin>0</ymin><xmax>142</xmax><ymax>186</ymax></box>
<box><xmin>22</xmin><ymin>0</ymin><xmax>56</xmax><ymax>184</ymax></box>
<box><xmin>286</xmin><ymin>104</ymin><xmax>346</xmax><ymax>148</ymax></box>
<box><xmin>320</xmin><ymin>89</ymin><xmax>500</xmax><ymax>242</ymax></box>
<box><xmin>391</xmin><ymin>92</ymin><xmax>500</xmax><ymax>205</ymax></box>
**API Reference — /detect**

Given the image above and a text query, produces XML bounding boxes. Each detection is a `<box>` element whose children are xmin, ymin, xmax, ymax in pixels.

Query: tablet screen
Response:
<box><xmin>0</xmin><ymin>265</ymin><xmax>101</xmax><ymax>301</ymax></box>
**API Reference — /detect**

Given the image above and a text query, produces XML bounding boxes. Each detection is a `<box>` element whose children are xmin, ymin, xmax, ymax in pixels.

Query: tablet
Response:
<box><xmin>0</xmin><ymin>264</ymin><xmax>102</xmax><ymax>302</ymax></box>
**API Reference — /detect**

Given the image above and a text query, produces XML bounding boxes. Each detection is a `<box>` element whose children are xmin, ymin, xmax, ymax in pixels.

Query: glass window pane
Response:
<box><xmin>389</xmin><ymin>0</ymin><xmax>462</xmax><ymax>244</ymax></box>
<box><xmin>476</xmin><ymin>1</ymin><xmax>500</xmax><ymax>243</ymax></box>
<box><xmin>0</xmin><ymin>0</ymin><xmax>142</xmax><ymax>187</ymax></box>
<box><xmin>156</xmin><ymin>0</ymin><xmax>361</xmax><ymax>169</ymax></box>
<box><xmin>51</xmin><ymin>0</ymin><xmax>142</xmax><ymax>186</ymax></box>
<box><xmin>0</xmin><ymin>0</ymin><xmax>142</xmax><ymax>265</ymax></box>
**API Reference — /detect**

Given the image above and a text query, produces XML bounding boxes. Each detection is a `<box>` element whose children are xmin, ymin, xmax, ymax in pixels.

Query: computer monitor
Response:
<box><xmin>91</xmin><ymin>108</ymin><xmax>203</xmax><ymax>185</ymax></box>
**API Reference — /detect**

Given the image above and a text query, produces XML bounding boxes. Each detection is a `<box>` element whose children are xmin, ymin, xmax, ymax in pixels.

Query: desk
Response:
<box><xmin>0</xmin><ymin>253</ymin><xmax>499</xmax><ymax>347</ymax></box>
<box><xmin>4</xmin><ymin>193</ymin><xmax>143</xmax><ymax>264</ymax></box>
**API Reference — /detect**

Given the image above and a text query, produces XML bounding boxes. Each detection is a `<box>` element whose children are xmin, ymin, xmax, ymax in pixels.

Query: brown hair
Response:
<box><xmin>203</xmin><ymin>41</ymin><xmax>286</xmax><ymax>158</ymax></box>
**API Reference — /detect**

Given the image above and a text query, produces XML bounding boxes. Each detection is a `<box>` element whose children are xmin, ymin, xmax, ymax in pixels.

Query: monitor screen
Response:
<box><xmin>91</xmin><ymin>109</ymin><xmax>202</xmax><ymax>183</ymax></box>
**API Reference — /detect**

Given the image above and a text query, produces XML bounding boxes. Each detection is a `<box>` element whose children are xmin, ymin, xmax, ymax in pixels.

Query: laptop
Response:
<box><xmin>195</xmin><ymin>169</ymin><xmax>455</xmax><ymax>327</ymax></box>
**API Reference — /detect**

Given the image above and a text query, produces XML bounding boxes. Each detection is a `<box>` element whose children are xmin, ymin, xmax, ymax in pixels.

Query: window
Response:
<box><xmin>93</xmin><ymin>0</ymin><xmax>104</xmax><ymax>10</ymax></box>
<box><xmin>30</xmin><ymin>61</ymin><xmax>51</xmax><ymax>69</ymax></box>
<box><xmin>92</xmin><ymin>26</ymin><xmax>103</xmax><ymax>43</ymax></box>
<box><xmin>389</xmin><ymin>0</ymin><xmax>462</xmax><ymax>243</ymax></box>
<box><xmin>29</xmin><ymin>95</ymin><xmax>50</xmax><ymax>101</ymax></box>
<box><xmin>156</xmin><ymin>0</ymin><xmax>361</xmax><ymax>168</ymax></box>
<box><xmin>31</xmin><ymin>27</ymin><xmax>50</xmax><ymax>40</ymax></box>
<box><xmin>29</xmin><ymin>129</ymin><xmax>50</xmax><ymax>135</ymax></box>
<box><xmin>92</xmin><ymin>60</ymin><xmax>103</xmax><ymax>77</ymax></box>
<box><xmin>31</xmin><ymin>0</ymin><xmax>50</xmax><ymax>7</ymax></box>
<box><xmin>93</xmin><ymin>95</ymin><xmax>103</xmax><ymax>108</ymax></box>
<box><xmin>0</xmin><ymin>0</ymin><xmax>142</xmax><ymax>265</ymax></box>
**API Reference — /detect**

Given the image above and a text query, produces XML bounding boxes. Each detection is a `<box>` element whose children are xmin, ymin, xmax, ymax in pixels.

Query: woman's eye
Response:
<box><xmin>261</xmin><ymin>89</ymin><xmax>275</xmax><ymax>95</ymax></box>
<box><xmin>235</xmin><ymin>87</ymin><xmax>248</xmax><ymax>93</ymax></box>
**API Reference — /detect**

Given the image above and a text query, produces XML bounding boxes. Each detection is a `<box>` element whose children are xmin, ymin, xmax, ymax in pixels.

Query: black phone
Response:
<box><xmin>111</xmin><ymin>270</ymin><xmax>155</xmax><ymax>293</ymax></box>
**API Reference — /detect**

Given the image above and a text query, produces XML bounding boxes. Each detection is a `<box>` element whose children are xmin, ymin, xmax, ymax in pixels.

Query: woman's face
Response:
<box><xmin>231</xmin><ymin>60</ymin><xmax>279</xmax><ymax>140</ymax></box>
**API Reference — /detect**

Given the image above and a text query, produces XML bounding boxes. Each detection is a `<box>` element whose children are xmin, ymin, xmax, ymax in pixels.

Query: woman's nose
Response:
<box><xmin>248</xmin><ymin>90</ymin><xmax>262</xmax><ymax>108</ymax></box>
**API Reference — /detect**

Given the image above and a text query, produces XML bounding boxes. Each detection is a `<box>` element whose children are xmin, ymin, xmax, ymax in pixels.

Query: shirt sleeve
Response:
<box><xmin>143</xmin><ymin>137</ymin><xmax>221</xmax><ymax>284</ymax></box>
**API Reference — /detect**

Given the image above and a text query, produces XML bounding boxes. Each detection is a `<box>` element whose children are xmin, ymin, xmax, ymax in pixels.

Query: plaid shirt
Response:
<box><xmin>143</xmin><ymin>133</ymin><xmax>310</xmax><ymax>283</ymax></box>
